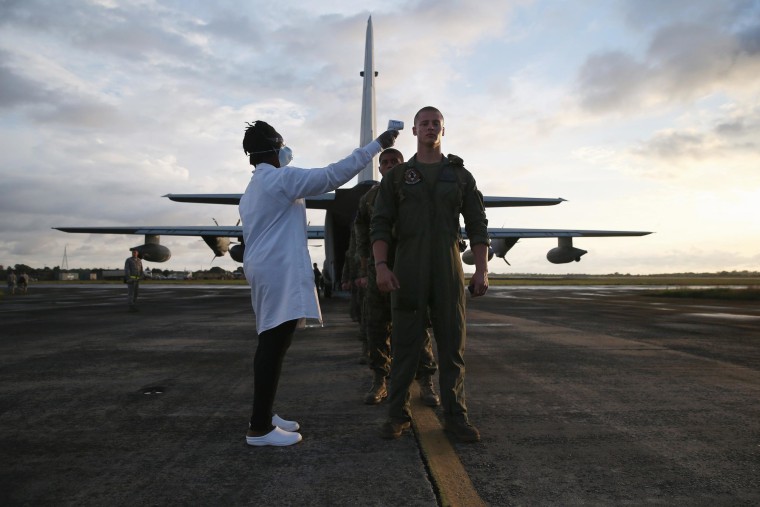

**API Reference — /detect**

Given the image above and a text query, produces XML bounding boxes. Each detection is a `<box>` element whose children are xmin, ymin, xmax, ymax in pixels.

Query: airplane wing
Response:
<box><xmin>54</xmin><ymin>225</ymin><xmax>326</xmax><ymax>239</ymax></box>
<box><xmin>481</xmin><ymin>228</ymin><xmax>652</xmax><ymax>238</ymax></box>
<box><xmin>165</xmin><ymin>193</ymin><xmax>337</xmax><ymax>209</ymax></box>
<box><xmin>460</xmin><ymin>227</ymin><xmax>652</xmax><ymax>265</ymax></box>
<box><xmin>483</xmin><ymin>196</ymin><xmax>565</xmax><ymax>207</ymax></box>
<box><xmin>164</xmin><ymin>193</ymin><xmax>566</xmax><ymax>208</ymax></box>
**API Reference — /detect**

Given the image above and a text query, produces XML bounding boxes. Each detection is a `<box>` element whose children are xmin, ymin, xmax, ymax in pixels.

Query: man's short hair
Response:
<box><xmin>379</xmin><ymin>148</ymin><xmax>404</xmax><ymax>162</ymax></box>
<box><xmin>413</xmin><ymin>106</ymin><xmax>444</xmax><ymax>124</ymax></box>
<box><xmin>243</xmin><ymin>121</ymin><xmax>283</xmax><ymax>165</ymax></box>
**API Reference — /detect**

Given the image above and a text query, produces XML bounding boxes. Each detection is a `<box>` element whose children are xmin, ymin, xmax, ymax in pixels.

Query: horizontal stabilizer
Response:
<box><xmin>483</xmin><ymin>196</ymin><xmax>565</xmax><ymax>207</ymax></box>
<box><xmin>164</xmin><ymin>193</ymin><xmax>336</xmax><ymax>209</ymax></box>
<box><xmin>479</xmin><ymin>228</ymin><xmax>652</xmax><ymax>239</ymax></box>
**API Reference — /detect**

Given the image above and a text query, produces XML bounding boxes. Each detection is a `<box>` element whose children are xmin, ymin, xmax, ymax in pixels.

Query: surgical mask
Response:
<box><xmin>278</xmin><ymin>146</ymin><xmax>293</xmax><ymax>167</ymax></box>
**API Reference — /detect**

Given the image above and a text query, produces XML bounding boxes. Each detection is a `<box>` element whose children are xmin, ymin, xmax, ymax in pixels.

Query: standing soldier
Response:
<box><xmin>355</xmin><ymin>148</ymin><xmax>440</xmax><ymax>406</ymax></box>
<box><xmin>371</xmin><ymin>106</ymin><xmax>489</xmax><ymax>442</ymax></box>
<box><xmin>342</xmin><ymin>226</ymin><xmax>367</xmax><ymax>362</ymax></box>
<box><xmin>124</xmin><ymin>249</ymin><xmax>143</xmax><ymax>312</ymax></box>
<box><xmin>6</xmin><ymin>270</ymin><xmax>17</xmax><ymax>295</ymax></box>
<box><xmin>18</xmin><ymin>272</ymin><xmax>29</xmax><ymax>294</ymax></box>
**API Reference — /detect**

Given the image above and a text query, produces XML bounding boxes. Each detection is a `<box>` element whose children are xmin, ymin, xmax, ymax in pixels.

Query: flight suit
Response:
<box><xmin>342</xmin><ymin>225</ymin><xmax>366</xmax><ymax>347</ymax></box>
<box><xmin>355</xmin><ymin>184</ymin><xmax>437</xmax><ymax>381</ymax></box>
<box><xmin>370</xmin><ymin>154</ymin><xmax>488</xmax><ymax>424</ymax></box>
<box><xmin>124</xmin><ymin>255</ymin><xmax>143</xmax><ymax>310</ymax></box>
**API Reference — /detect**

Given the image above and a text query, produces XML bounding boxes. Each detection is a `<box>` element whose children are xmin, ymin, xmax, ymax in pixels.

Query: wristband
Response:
<box><xmin>375</xmin><ymin>261</ymin><xmax>387</xmax><ymax>267</ymax></box>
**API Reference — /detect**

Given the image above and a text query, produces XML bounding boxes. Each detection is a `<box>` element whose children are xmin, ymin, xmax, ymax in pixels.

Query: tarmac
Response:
<box><xmin>1</xmin><ymin>283</ymin><xmax>759</xmax><ymax>506</ymax></box>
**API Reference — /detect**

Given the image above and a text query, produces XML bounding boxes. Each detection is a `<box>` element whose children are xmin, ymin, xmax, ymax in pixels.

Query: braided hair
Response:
<box><xmin>243</xmin><ymin>121</ymin><xmax>283</xmax><ymax>166</ymax></box>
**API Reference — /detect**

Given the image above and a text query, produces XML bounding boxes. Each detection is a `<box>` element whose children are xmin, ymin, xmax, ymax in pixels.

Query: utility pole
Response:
<box><xmin>61</xmin><ymin>244</ymin><xmax>69</xmax><ymax>270</ymax></box>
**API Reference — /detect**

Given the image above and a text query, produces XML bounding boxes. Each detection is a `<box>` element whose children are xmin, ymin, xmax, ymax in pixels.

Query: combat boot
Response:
<box><xmin>444</xmin><ymin>419</ymin><xmax>481</xmax><ymax>443</ymax></box>
<box><xmin>364</xmin><ymin>372</ymin><xmax>387</xmax><ymax>405</ymax></box>
<box><xmin>418</xmin><ymin>374</ymin><xmax>440</xmax><ymax>407</ymax></box>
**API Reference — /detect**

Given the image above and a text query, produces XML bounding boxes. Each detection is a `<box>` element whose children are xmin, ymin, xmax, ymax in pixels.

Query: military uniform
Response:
<box><xmin>342</xmin><ymin>224</ymin><xmax>367</xmax><ymax>358</ymax></box>
<box><xmin>370</xmin><ymin>154</ymin><xmax>488</xmax><ymax>425</ymax></box>
<box><xmin>355</xmin><ymin>183</ymin><xmax>437</xmax><ymax>390</ymax></box>
<box><xmin>124</xmin><ymin>254</ymin><xmax>143</xmax><ymax>310</ymax></box>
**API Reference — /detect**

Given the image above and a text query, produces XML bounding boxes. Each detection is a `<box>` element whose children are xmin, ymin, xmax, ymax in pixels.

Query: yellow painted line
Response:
<box><xmin>410</xmin><ymin>383</ymin><xmax>486</xmax><ymax>507</ymax></box>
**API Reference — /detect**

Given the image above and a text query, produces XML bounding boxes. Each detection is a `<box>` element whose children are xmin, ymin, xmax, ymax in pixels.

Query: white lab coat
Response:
<box><xmin>239</xmin><ymin>140</ymin><xmax>382</xmax><ymax>334</ymax></box>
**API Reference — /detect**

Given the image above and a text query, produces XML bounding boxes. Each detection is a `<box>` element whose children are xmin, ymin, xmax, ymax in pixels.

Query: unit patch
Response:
<box><xmin>403</xmin><ymin>167</ymin><xmax>422</xmax><ymax>185</ymax></box>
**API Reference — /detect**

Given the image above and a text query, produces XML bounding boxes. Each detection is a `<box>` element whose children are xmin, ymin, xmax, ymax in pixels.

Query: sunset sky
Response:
<box><xmin>1</xmin><ymin>0</ymin><xmax>759</xmax><ymax>274</ymax></box>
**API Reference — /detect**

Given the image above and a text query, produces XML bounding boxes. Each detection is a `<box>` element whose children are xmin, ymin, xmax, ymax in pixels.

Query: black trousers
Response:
<box><xmin>249</xmin><ymin>319</ymin><xmax>298</xmax><ymax>432</ymax></box>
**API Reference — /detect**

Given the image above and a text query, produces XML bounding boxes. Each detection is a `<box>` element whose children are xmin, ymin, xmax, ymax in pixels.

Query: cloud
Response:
<box><xmin>633</xmin><ymin>103</ymin><xmax>760</xmax><ymax>164</ymax></box>
<box><xmin>0</xmin><ymin>55</ymin><xmax>49</xmax><ymax>108</ymax></box>
<box><xmin>576</xmin><ymin>2</ymin><xmax>760</xmax><ymax>114</ymax></box>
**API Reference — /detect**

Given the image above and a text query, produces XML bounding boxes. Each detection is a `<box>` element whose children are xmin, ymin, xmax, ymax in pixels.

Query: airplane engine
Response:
<box><xmin>461</xmin><ymin>247</ymin><xmax>493</xmax><ymax>265</ymax></box>
<box><xmin>462</xmin><ymin>237</ymin><xmax>519</xmax><ymax>265</ymax></box>
<box><xmin>202</xmin><ymin>236</ymin><xmax>230</xmax><ymax>257</ymax></box>
<box><xmin>546</xmin><ymin>237</ymin><xmax>587</xmax><ymax>264</ymax></box>
<box><xmin>491</xmin><ymin>238</ymin><xmax>519</xmax><ymax>263</ymax></box>
<box><xmin>230</xmin><ymin>244</ymin><xmax>245</xmax><ymax>263</ymax></box>
<box><xmin>132</xmin><ymin>243</ymin><xmax>171</xmax><ymax>262</ymax></box>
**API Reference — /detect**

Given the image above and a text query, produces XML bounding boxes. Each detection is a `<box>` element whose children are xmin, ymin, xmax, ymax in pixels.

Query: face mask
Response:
<box><xmin>278</xmin><ymin>146</ymin><xmax>293</xmax><ymax>167</ymax></box>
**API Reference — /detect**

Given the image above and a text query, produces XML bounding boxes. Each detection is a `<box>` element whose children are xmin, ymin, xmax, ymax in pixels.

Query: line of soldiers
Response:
<box><xmin>341</xmin><ymin>148</ymin><xmax>441</xmax><ymax>408</ymax></box>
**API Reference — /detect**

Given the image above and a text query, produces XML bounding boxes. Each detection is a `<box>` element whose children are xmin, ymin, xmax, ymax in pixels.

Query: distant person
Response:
<box><xmin>17</xmin><ymin>272</ymin><xmax>29</xmax><ymax>294</ymax></box>
<box><xmin>321</xmin><ymin>259</ymin><xmax>333</xmax><ymax>298</ymax></box>
<box><xmin>6</xmin><ymin>270</ymin><xmax>17</xmax><ymax>295</ymax></box>
<box><xmin>239</xmin><ymin>120</ymin><xmax>398</xmax><ymax>447</ymax></box>
<box><xmin>124</xmin><ymin>249</ymin><xmax>143</xmax><ymax>312</ymax></box>
<box><xmin>354</xmin><ymin>148</ymin><xmax>440</xmax><ymax>406</ymax></box>
<box><xmin>371</xmin><ymin>106</ymin><xmax>489</xmax><ymax>442</ymax></box>
<box><xmin>313</xmin><ymin>263</ymin><xmax>322</xmax><ymax>295</ymax></box>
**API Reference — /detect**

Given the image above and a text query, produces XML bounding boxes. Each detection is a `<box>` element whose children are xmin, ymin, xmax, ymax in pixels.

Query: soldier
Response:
<box><xmin>355</xmin><ymin>148</ymin><xmax>440</xmax><ymax>406</ymax></box>
<box><xmin>371</xmin><ymin>106</ymin><xmax>489</xmax><ymax>443</ymax></box>
<box><xmin>6</xmin><ymin>270</ymin><xmax>17</xmax><ymax>295</ymax></box>
<box><xmin>124</xmin><ymin>249</ymin><xmax>143</xmax><ymax>312</ymax></box>
<box><xmin>18</xmin><ymin>272</ymin><xmax>30</xmax><ymax>294</ymax></box>
<box><xmin>341</xmin><ymin>227</ymin><xmax>367</xmax><ymax>362</ymax></box>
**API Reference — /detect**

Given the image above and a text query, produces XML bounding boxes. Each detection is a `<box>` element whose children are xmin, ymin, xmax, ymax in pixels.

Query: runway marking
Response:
<box><xmin>410</xmin><ymin>383</ymin><xmax>486</xmax><ymax>507</ymax></box>
<box><xmin>685</xmin><ymin>312</ymin><xmax>760</xmax><ymax>321</ymax></box>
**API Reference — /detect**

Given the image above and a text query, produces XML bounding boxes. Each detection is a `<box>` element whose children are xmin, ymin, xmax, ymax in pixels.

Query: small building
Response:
<box><xmin>101</xmin><ymin>270</ymin><xmax>124</xmax><ymax>280</ymax></box>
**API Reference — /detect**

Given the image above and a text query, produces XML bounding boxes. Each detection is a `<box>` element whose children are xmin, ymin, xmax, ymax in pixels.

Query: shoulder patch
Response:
<box><xmin>404</xmin><ymin>167</ymin><xmax>423</xmax><ymax>185</ymax></box>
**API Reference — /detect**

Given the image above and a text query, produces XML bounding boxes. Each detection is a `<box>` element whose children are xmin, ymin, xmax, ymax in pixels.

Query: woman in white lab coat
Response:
<box><xmin>239</xmin><ymin>120</ymin><xmax>397</xmax><ymax>446</ymax></box>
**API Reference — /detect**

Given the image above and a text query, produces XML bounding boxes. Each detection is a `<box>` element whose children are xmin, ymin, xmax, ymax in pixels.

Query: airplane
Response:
<box><xmin>55</xmin><ymin>17</ymin><xmax>651</xmax><ymax>286</ymax></box>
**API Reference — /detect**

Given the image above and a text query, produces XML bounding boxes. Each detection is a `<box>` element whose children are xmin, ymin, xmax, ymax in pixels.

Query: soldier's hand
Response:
<box><xmin>375</xmin><ymin>129</ymin><xmax>399</xmax><ymax>149</ymax></box>
<box><xmin>375</xmin><ymin>264</ymin><xmax>400</xmax><ymax>292</ymax></box>
<box><xmin>469</xmin><ymin>271</ymin><xmax>489</xmax><ymax>298</ymax></box>
<box><xmin>355</xmin><ymin>276</ymin><xmax>368</xmax><ymax>289</ymax></box>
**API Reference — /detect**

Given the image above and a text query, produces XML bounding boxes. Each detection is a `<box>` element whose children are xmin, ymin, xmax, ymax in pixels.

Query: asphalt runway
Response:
<box><xmin>1</xmin><ymin>284</ymin><xmax>758</xmax><ymax>506</ymax></box>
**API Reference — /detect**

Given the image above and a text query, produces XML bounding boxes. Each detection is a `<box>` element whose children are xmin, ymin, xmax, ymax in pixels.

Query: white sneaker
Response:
<box><xmin>272</xmin><ymin>414</ymin><xmax>300</xmax><ymax>432</ymax></box>
<box><xmin>246</xmin><ymin>426</ymin><xmax>302</xmax><ymax>447</ymax></box>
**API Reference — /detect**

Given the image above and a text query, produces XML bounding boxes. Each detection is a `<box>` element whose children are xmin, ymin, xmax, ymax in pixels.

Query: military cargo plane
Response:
<box><xmin>55</xmin><ymin>17</ymin><xmax>650</xmax><ymax>284</ymax></box>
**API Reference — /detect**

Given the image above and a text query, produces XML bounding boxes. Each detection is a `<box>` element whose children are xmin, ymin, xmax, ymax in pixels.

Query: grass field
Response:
<box><xmin>485</xmin><ymin>274</ymin><xmax>760</xmax><ymax>287</ymax></box>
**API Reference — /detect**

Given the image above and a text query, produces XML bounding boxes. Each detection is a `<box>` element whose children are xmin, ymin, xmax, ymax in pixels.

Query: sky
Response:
<box><xmin>1</xmin><ymin>0</ymin><xmax>759</xmax><ymax>275</ymax></box>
